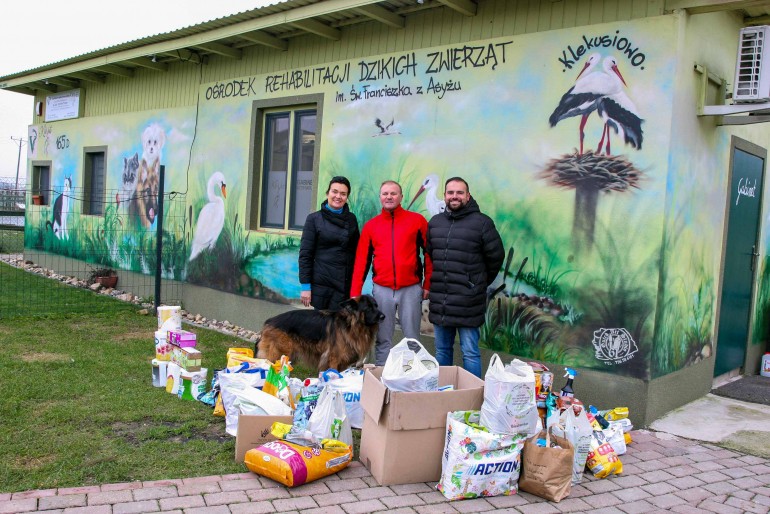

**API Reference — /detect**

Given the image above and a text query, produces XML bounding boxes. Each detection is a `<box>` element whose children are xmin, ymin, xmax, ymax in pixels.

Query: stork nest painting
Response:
<box><xmin>539</xmin><ymin>151</ymin><xmax>642</xmax><ymax>192</ymax></box>
<box><xmin>539</xmin><ymin>151</ymin><xmax>643</xmax><ymax>251</ymax></box>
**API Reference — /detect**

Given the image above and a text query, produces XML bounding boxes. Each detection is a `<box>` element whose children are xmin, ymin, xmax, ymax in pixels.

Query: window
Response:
<box><xmin>83</xmin><ymin>148</ymin><xmax>106</xmax><ymax>215</ymax></box>
<box><xmin>249</xmin><ymin>96</ymin><xmax>322</xmax><ymax>232</ymax></box>
<box><xmin>32</xmin><ymin>163</ymin><xmax>51</xmax><ymax>205</ymax></box>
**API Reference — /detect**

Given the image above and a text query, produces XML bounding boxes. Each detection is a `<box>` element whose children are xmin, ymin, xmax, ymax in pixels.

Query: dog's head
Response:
<box><xmin>341</xmin><ymin>294</ymin><xmax>385</xmax><ymax>326</ymax></box>
<box><xmin>138</xmin><ymin>172</ymin><xmax>160</xmax><ymax>225</ymax></box>
<box><xmin>141</xmin><ymin>123</ymin><xmax>166</xmax><ymax>164</ymax></box>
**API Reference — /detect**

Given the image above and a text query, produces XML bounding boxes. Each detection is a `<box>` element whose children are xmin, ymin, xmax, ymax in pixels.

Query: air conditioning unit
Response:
<box><xmin>734</xmin><ymin>26</ymin><xmax>770</xmax><ymax>103</ymax></box>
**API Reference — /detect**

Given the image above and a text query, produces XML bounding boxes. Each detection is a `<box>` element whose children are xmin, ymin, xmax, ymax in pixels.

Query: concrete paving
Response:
<box><xmin>3</xmin><ymin>393</ymin><xmax>770</xmax><ymax>513</ymax></box>
<box><xmin>2</xmin><ymin>428</ymin><xmax>770</xmax><ymax>513</ymax></box>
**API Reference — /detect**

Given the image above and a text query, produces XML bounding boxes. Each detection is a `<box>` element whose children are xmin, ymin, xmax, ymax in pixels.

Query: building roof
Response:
<box><xmin>1</xmin><ymin>0</ymin><xmax>769</xmax><ymax>95</ymax></box>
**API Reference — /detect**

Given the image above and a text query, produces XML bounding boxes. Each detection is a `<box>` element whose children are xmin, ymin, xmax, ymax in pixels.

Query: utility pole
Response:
<box><xmin>11</xmin><ymin>136</ymin><xmax>27</xmax><ymax>190</ymax></box>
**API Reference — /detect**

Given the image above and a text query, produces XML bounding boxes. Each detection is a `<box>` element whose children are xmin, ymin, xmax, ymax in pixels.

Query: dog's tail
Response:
<box><xmin>253</xmin><ymin>331</ymin><xmax>263</xmax><ymax>359</ymax></box>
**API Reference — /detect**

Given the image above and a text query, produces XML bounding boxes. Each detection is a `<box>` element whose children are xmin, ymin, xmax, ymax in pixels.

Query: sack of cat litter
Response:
<box><xmin>437</xmin><ymin>410</ymin><xmax>526</xmax><ymax>500</ymax></box>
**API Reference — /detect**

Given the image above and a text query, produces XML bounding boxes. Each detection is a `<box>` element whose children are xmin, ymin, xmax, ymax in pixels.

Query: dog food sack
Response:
<box><xmin>381</xmin><ymin>338</ymin><xmax>439</xmax><ymax>392</ymax></box>
<box><xmin>437</xmin><ymin>411</ymin><xmax>526</xmax><ymax>500</ymax></box>
<box><xmin>585</xmin><ymin>429</ymin><xmax>623</xmax><ymax>479</ymax></box>
<box><xmin>244</xmin><ymin>439</ymin><xmax>352</xmax><ymax>487</ymax></box>
<box><xmin>479</xmin><ymin>355</ymin><xmax>539</xmax><ymax>437</ymax></box>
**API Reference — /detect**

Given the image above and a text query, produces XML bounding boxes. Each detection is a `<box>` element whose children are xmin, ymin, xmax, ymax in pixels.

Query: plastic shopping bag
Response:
<box><xmin>228</xmin><ymin>386</ymin><xmax>292</xmax><ymax>436</ymax></box>
<box><xmin>437</xmin><ymin>411</ymin><xmax>526</xmax><ymax>500</ymax></box>
<box><xmin>293</xmin><ymin>379</ymin><xmax>324</xmax><ymax>431</ymax></box>
<box><xmin>380</xmin><ymin>338</ymin><xmax>439</xmax><ymax>392</ymax></box>
<box><xmin>213</xmin><ymin>360</ymin><xmax>269</xmax><ymax>416</ymax></box>
<box><xmin>218</xmin><ymin>371</ymin><xmax>272</xmax><ymax>433</ymax></box>
<box><xmin>552</xmin><ymin>406</ymin><xmax>593</xmax><ymax>484</ymax></box>
<box><xmin>306</xmin><ymin>387</ymin><xmax>353</xmax><ymax>446</ymax></box>
<box><xmin>479</xmin><ymin>355</ymin><xmax>539</xmax><ymax>437</ymax></box>
<box><xmin>321</xmin><ymin>368</ymin><xmax>365</xmax><ymax>429</ymax></box>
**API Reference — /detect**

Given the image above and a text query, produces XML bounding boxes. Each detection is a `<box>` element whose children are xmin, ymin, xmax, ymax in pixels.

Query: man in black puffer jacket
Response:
<box><xmin>426</xmin><ymin>177</ymin><xmax>504</xmax><ymax>377</ymax></box>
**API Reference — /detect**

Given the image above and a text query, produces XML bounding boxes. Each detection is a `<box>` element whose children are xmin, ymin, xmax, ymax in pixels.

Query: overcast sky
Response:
<box><xmin>0</xmin><ymin>0</ymin><xmax>272</xmax><ymax>180</ymax></box>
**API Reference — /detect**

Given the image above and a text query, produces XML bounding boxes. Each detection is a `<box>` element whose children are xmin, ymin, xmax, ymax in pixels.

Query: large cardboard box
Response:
<box><xmin>359</xmin><ymin>366</ymin><xmax>484</xmax><ymax>486</ymax></box>
<box><xmin>234</xmin><ymin>414</ymin><xmax>294</xmax><ymax>462</ymax></box>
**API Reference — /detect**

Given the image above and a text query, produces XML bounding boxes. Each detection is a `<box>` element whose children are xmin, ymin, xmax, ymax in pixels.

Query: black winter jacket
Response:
<box><xmin>427</xmin><ymin>198</ymin><xmax>504</xmax><ymax>327</ymax></box>
<box><xmin>298</xmin><ymin>202</ymin><xmax>360</xmax><ymax>310</ymax></box>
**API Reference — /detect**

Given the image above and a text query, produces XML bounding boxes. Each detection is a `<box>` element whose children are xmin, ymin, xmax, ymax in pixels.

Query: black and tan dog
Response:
<box><xmin>256</xmin><ymin>295</ymin><xmax>385</xmax><ymax>372</ymax></box>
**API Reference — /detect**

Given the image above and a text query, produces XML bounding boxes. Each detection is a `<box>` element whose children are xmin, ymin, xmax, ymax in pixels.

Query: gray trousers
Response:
<box><xmin>372</xmin><ymin>283</ymin><xmax>423</xmax><ymax>365</ymax></box>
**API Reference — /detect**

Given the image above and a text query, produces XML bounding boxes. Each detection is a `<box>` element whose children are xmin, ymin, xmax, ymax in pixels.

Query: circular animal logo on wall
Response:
<box><xmin>592</xmin><ymin>328</ymin><xmax>638</xmax><ymax>365</ymax></box>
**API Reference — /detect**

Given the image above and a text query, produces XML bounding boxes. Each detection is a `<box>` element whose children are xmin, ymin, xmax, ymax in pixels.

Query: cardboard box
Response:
<box><xmin>235</xmin><ymin>414</ymin><xmax>294</xmax><ymax>462</ymax></box>
<box><xmin>359</xmin><ymin>366</ymin><xmax>484</xmax><ymax>486</ymax></box>
<box><xmin>167</xmin><ymin>329</ymin><xmax>197</xmax><ymax>348</ymax></box>
<box><xmin>172</xmin><ymin>346</ymin><xmax>202</xmax><ymax>371</ymax></box>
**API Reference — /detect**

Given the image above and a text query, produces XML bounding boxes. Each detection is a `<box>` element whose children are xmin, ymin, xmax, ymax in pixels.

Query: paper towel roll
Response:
<box><xmin>157</xmin><ymin>306</ymin><xmax>181</xmax><ymax>331</ymax></box>
<box><xmin>178</xmin><ymin>368</ymin><xmax>208</xmax><ymax>401</ymax></box>
<box><xmin>166</xmin><ymin>362</ymin><xmax>182</xmax><ymax>394</ymax></box>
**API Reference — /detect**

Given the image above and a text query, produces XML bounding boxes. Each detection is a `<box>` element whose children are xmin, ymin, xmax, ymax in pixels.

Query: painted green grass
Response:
<box><xmin>751</xmin><ymin>256</ymin><xmax>770</xmax><ymax>346</ymax></box>
<box><xmin>0</xmin><ymin>264</ymin><xmax>316</xmax><ymax>492</ymax></box>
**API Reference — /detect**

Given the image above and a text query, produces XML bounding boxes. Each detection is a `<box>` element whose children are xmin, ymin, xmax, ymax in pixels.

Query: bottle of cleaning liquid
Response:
<box><xmin>558</xmin><ymin>368</ymin><xmax>576</xmax><ymax>410</ymax></box>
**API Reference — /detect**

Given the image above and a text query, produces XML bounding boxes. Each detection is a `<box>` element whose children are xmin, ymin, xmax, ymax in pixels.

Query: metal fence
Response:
<box><xmin>0</xmin><ymin>173</ymin><xmax>186</xmax><ymax>317</ymax></box>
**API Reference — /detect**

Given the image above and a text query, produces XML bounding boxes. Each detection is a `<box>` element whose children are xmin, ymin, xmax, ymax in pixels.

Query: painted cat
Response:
<box><xmin>46</xmin><ymin>176</ymin><xmax>72</xmax><ymax>240</ymax></box>
<box><xmin>117</xmin><ymin>152</ymin><xmax>140</xmax><ymax>209</ymax></box>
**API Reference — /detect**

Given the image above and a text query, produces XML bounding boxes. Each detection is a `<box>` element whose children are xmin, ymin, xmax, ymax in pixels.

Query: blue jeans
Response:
<box><xmin>433</xmin><ymin>325</ymin><xmax>482</xmax><ymax>378</ymax></box>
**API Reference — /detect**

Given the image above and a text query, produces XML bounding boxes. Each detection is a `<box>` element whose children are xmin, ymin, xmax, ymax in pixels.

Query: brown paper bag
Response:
<box><xmin>518</xmin><ymin>430</ymin><xmax>575</xmax><ymax>502</ymax></box>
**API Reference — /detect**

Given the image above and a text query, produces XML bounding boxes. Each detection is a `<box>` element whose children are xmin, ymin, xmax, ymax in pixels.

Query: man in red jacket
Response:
<box><xmin>351</xmin><ymin>181</ymin><xmax>432</xmax><ymax>365</ymax></box>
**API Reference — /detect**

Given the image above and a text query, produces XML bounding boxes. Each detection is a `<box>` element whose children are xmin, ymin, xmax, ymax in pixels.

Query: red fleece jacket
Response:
<box><xmin>350</xmin><ymin>205</ymin><xmax>432</xmax><ymax>296</ymax></box>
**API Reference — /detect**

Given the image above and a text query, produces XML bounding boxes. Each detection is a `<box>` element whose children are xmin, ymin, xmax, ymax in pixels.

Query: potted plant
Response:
<box><xmin>88</xmin><ymin>266</ymin><xmax>118</xmax><ymax>288</ymax></box>
<box><xmin>32</xmin><ymin>195</ymin><xmax>44</xmax><ymax>205</ymax></box>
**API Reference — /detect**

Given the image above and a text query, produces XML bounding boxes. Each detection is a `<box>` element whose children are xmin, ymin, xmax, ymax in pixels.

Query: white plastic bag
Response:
<box><xmin>552</xmin><ymin>407</ymin><xmax>593</xmax><ymax>484</ymax></box>
<box><xmin>380</xmin><ymin>338</ymin><xmax>439</xmax><ymax>392</ymax></box>
<box><xmin>479</xmin><ymin>355</ymin><xmax>539</xmax><ymax>436</ymax></box>
<box><xmin>603</xmin><ymin>424</ymin><xmax>627</xmax><ymax>455</ymax></box>
<box><xmin>227</xmin><ymin>386</ymin><xmax>292</xmax><ymax>436</ymax></box>
<box><xmin>321</xmin><ymin>369</ymin><xmax>365</xmax><ymax>429</ymax></box>
<box><xmin>438</xmin><ymin>410</ymin><xmax>526</xmax><ymax>500</ymax></box>
<box><xmin>306</xmin><ymin>387</ymin><xmax>353</xmax><ymax>446</ymax></box>
<box><xmin>218</xmin><ymin>371</ymin><xmax>273</xmax><ymax>437</ymax></box>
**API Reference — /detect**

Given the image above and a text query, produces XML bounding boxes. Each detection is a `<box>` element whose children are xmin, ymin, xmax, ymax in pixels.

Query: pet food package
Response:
<box><xmin>244</xmin><ymin>439</ymin><xmax>352</xmax><ymax>487</ymax></box>
<box><xmin>585</xmin><ymin>429</ymin><xmax>623</xmax><ymax>478</ymax></box>
<box><xmin>479</xmin><ymin>355</ymin><xmax>539</xmax><ymax>437</ymax></box>
<box><xmin>321</xmin><ymin>368</ymin><xmax>365</xmax><ymax>429</ymax></box>
<box><xmin>157</xmin><ymin>305</ymin><xmax>181</xmax><ymax>331</ymax></box>
<box><xmin>551</xmin><ymin>405</ymin><xmax>593</xmax><ymax>484</ymax></box>
<box><xmin>518</xmin><ymin>430</ymin><xmax>575</xmax><ymax>502</ymax></box>
<box><xmin>178</xmin><ymin>368</ymin><xmax>208</xmax><ymax>401</ymax></box>
<box><xmin>437</xmin><ymin>411</ymin><xmax>526</xmax><ymax>500</ymax></box>
<box><xmin>293</xmin><ymin>380</ymin><xmax>324</xmax><ymax>431</ymax></box>
<box><xmin>381</xmin><ymin>338</ymin><xmax>439</xmax><ymax>392</ymax></box>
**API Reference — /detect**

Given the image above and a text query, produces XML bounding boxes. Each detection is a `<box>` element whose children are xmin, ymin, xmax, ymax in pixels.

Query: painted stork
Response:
<box><xmin>595</xmin><ymin>57</ymin><xmax>643</xmax><ymax>155</ymax></box>
<box><xmin>189</xmin><ymin>171</ymin><xmax>227</xmax><ymax>262</ymax></box>
<box><xmin>407</xmin><ymin>174</ymin><xmax>446</xmax><ymax>216</ymax></box>
<box><xmin>548</xmin><ymin>53</ymin><xmax>607</xmax><ymax>154</ymax></box>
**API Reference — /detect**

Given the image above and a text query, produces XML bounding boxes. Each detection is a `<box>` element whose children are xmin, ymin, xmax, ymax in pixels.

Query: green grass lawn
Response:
<box><xmin>0</xmin><ymin>228</ymin><xmax>23</xmax><ymax>253</ymax></box>
<box><xmin>0</xmin><ymin>263</ymin><xmax>318</xmax><ymax>493</ymax></box>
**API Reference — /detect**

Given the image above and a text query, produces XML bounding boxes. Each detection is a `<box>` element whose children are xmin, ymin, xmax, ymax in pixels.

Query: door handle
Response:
<box><xmin>750</xmin><ymin>244</ymin><xmax>759</xmax><ymax>271</ymax></box>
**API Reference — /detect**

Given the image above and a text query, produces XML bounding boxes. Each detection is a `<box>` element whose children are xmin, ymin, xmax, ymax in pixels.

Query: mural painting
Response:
<box><xmin>24</xmin><ymin>16</ymin><xmax>727</xmax><ymax>379</ymax></box>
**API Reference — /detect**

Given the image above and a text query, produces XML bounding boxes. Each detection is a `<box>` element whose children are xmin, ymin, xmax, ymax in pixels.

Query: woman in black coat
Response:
<box><xmin>298</xmin><ymin>176</ymin><xmax>360</xmax><ymax>310</ymax></box>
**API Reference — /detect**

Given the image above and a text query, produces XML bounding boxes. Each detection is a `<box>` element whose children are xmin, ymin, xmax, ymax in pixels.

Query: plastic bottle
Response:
<box><xmin>762</xmin><ymin>352</ymin><xmax>770</xmax><ymax>378</ymax></box>
<box><xmin>560</xmin><ymin>368</ymin><xmax>576</xmax><ymax>398</ymax></box>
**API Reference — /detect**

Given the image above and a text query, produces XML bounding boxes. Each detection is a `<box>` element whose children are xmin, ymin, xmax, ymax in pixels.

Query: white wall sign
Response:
<box><xmin>45</xmin><ymin>89</ymin><xmax>82</xmax><ymax>122</ymax></box>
